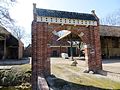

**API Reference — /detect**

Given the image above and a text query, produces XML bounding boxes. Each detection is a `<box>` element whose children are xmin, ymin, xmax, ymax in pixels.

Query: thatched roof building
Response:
<box><xmin>99</xmin><ymin>25</ymin><xmax>120</xmax><ymax>37</ymax></box>
<box><xmin>0</xmin><ymin>25</ymin><xmax>24</xmax><ymax>59</ymax></box>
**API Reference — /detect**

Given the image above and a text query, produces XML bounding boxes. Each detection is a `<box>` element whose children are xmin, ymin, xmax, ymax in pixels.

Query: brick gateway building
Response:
<box><xmin>32</xmin><ymin>4</ymin><xmax>102</xmax><ymax>90</ymax></box>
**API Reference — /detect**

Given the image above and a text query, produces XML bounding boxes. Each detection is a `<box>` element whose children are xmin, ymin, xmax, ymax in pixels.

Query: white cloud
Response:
<box><xmin>9</xmin><ymin>0</ymin><xmax>50</xmax><ymax>33</ymax></box>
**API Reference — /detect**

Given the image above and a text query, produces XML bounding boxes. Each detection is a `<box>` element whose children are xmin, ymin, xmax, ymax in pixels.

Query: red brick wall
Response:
<box><xmin>32</xmin><ymin>22</ymin><xmax>102</xmax><ymax>90</ymax></box>
<box><xmin>51</xmin><ymin>46</ymin><xmax>80</xmax><ymax>57</ymax></box>
<box><xmin>50</xmin><ymin>47</ymin><xmax>68</xmax><ymax>57</ymax></box>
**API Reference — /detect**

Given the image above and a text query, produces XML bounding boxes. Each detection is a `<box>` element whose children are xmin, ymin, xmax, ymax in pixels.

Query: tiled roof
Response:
<box><xmin>36</xmin><ymin>8</ymin><xmax>97</xmax><ymax>21</ymax></box>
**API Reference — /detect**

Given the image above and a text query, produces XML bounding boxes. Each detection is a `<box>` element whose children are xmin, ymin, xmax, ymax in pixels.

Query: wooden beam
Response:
<box><xmin>2</xmin><ymin>35</ymin><xmax>6</xmax><ymax>60</ymax></box>
<box><xmin>70</xmin><ymin>34</ymin><xmax>74</xmax><ymax>60</ymax></box>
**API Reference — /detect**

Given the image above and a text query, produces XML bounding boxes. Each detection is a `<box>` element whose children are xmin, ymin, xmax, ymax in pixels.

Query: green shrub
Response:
<box><xmin>0</xmin><ymin>65</ymin><xmax>31</xmax><ymax>86</ymax></box>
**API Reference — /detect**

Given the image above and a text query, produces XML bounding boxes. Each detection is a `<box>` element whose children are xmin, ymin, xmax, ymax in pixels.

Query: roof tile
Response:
<box><xmin>36</xmin><ymin>8</ymin><xmax>97</xmax><ymax>21</ymax></box>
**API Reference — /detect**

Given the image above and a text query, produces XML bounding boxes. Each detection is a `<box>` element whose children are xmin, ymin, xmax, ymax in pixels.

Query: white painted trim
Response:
<box><xmin>37</xmin><ymin>16</ymin><xmax>97</xmax><ymax>26</ymax></box>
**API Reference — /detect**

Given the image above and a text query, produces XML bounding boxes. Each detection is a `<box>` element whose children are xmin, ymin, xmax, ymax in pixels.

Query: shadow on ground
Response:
<box><xmin>46</xmin><ymin>75</ymin><xmax>108</xmax><ymax>90</ymax></box>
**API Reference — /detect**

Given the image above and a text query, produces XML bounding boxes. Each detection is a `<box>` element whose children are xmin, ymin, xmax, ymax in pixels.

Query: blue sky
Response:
<box><xmin>36</xmin><ymin>0</ymin><xmax>120</xmax><ymax>17</ymax></box>
<box><xmin>9</xmin><ymin>0</ymin><xmax>120</xmax><ymax>46</ymax></box>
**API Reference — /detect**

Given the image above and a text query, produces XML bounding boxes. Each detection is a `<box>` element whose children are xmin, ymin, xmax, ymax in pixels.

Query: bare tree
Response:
<box><xmin>12</xmin><ymin>26</ymin><xmax>25</xmax><ymax>40</ymax></box>
<box><xmin>0</xmin><ymin>0</ymin><xmax>26</xmax><ymax>40</ymax></box>
<box><xmin>100</xmin><ymin>9</ymin><xmax>120</xmax><ymax>25</ymax></box>
<box><xmin>0</xmin><ymin>0</ymin><xmax>16</xmax><ymax>26</ymax></box>
<box><xmin>24</xmin><ymin>33</ymin><xmax>31</xmax><ymax>46</ymax></box>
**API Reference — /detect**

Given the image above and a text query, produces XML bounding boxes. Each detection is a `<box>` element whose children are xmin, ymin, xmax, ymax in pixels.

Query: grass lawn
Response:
<box><xmin>51</xmin><ymin>60</ymin><xmax>120</xmax><ymax>90</ymax></box>
<box><xmin>15</xmin><ymin>64</ymin><xmax>31</xmax><ymax>73</ymax></box>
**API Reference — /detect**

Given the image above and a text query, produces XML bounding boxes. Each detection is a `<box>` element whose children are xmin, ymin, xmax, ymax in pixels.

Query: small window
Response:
<box><xmin>51</xmin><ymin>18</ymin><xmax>52</xmax><ymax>22</ymax></box>
<box><xmin>81</xmin><ymin>20</ymin><xmax>83</xmax><ymax>24</ymax></box>
<box><xmin>52</xmin><ymin>50</ymin><xmax>58</xmax><ymax>57</ymax></box>
<box><xmin>60</xmin><ymin>19</ymin><xmax>62</xmax><ymax>22</ymax></box>
<box><xmin>77</xmin><ymin>20</ymin><xmax>79</xmax><ymax>24</ymax></box>
<box><xmin>85</xmin><ymin>21</ymin><xmax>87</xmax><ymax>24</ymax></box>
<box><xmin>56</xmin><ymin>18</ymin><xmax>57</xmax><ymax>22</ymax></box>
<box><xmin>69</xmin><ymin>19</ymin><xmax>71</xmax><ymax>23</ymax></box>
<box><xmin>41</xmin><ymin>17</ymin><xmax>42</xmax><ymax>21</ymax></box>
<box><xmin>89</xmin><ymin>21</ymin><xmax>91</xmax><ymax>24</ymax></box>
<box><xmin>46</xmin><ymin>18</ymin><xmax>48</xmax><ymax>21</ymax></box>
<box><xmin>73</xmin><ymin>20</ymin><xmax>75</xmax><ymax>23</ymax></box>
<box><xmin>65</xmin><ymin>19</ymin><xmax>66</xmax><ymax>23</ymax></box>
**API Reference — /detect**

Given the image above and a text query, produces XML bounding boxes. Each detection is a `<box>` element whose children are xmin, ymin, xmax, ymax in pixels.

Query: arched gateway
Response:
<box><xmin>32</xmin><ymin>3</ymin><xmax>102</xmax><ymax>90</ymax></box>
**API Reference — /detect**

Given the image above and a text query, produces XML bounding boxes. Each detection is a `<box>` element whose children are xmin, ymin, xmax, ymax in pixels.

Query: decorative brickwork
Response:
<box><xmin>32</xmin><ymin>4</ymin><xmax>102</xmax><ymax>90</ymax></box>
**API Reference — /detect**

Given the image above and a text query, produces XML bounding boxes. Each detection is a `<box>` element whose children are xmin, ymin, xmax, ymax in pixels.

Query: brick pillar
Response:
<box><xmin>36</xmin><ymin>22</ymin><xmax>50</xmax><ymax>76</ymax></box>
<box><xmin>32</xmin><ymin>22</ymin><xmax>51</xmax><ymax>90</ymax></box>
<box><xmin>85</xmin><ymin>26</ymin><xmax>102</xmax><ymax>73</ymax></box>
<box><xmin>32</xmin><ymin>21</ymin><xmax>38</xmax><ymax>90</ymax></box>
<box><xmin>94</xmin><ymin>26</ymin><xmax>102</xmax><ymax>70</ymax></box>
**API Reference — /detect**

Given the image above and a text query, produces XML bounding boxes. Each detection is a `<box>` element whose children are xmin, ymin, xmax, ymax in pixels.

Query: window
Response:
<box><xmin>65</xmin><ymin>19</ymin><xmax>66</xmax><ymax>23</ymax></box>
<box><xmin>52</xmin><ymin>50</ymin><xmax>58</xmax><ymax>57</ymax></box>
<box><xmin>73</xmin><ymin>20</ymin><xmax>75</xmax><ymax>23</ymax></box>
<box><xmin>85</xmin><ymin>21</ymin><xmax>87</xmax><ymax>24</ymax></box>
<box><xmin>112</xmin><ymin>37</ymin><xmax>119</xmax><ymax>48</ymax></box>
<box><xmin>89</xmin><ymin>21</ymin><xmax>91</xmax><ymax>24</ymax></box>
<box><xmin>69</xmin><ymin>19</ymin><xmax>71</xmax><ymax>23</ymax></box>
<box><xmin>46</xmin><ymin>18</ymin><xmax>48</xmax><ymax>21</ymax></box>
<box><xmin>41</xmin><ymin>17</ymin><xmax>42</xmax><ymax>21</ymax></box>
<box><xmin>51</xmin><ymin>18</ymin><xmax>52</xmax><ymax>22</ymax></box>
<box><xmin>60</xmin><ymin>19</ymin><xmax>62</xmax><ymax>22</ymax></box>
<box><xmin>81</xmin><ymin>20</ymin><xmax>83</xmax><ymax>24</ymax></box>
<box><xmin>56</xmin><ymin>18</ymin><xmax>57</xmax><ymax>22</ymax></box>
<box><xmin>77</xmin><ymin>20</ymin><xmax>79</xmax><ymax>24</ymax></box>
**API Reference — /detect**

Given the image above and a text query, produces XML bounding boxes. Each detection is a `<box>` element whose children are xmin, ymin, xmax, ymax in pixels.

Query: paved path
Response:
<box><xmin>0</xmin><ymin>58</ymin><xmax>30</xmax><ymax>65</ymax></box>
<box><xmin>0</xmin><ymin>66</ymin><xmax>12</xmax><ymax>70</ymax></box>
<box><xmin>0</xmin><ymin>57</ymin><xmax>30</xmax><ymax>69</ymax></box>
<box><xmin>102</xmin><ymin>59</ymin><xmax>120</xmax><ymax>74</ymax></box>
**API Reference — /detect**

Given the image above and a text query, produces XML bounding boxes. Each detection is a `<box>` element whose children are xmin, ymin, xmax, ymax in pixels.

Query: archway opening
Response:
<box><xmin>50</xmin><ymin>30</ymin><xmax>86</xmax><ymax>65</ymax></box>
